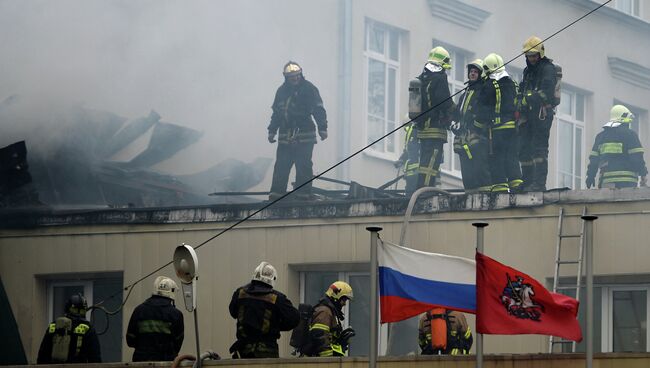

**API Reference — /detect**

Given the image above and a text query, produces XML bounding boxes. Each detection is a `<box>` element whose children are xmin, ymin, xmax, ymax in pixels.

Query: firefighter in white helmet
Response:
<box><xmin>229</xmin><ymin>261</ymin><xmax>299</xmax><ymax>358</ymax></box>
<box><xmin>586</xmin><ymin>105</ymin><xmax>647</xmax><ymax>188</ymax></box>
<box><xmin>126</xmin><ymin>276</ymin><xmax>184</xmax><ymax>362</ymax></box>
<box><xmin>306</xmin><ymin>281</ymin><xmax>356</xmax><ymax>357</ymax></box>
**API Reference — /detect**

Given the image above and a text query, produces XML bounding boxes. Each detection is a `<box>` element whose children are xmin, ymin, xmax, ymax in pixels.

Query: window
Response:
<box><xmin>365</xmin><ymin>20</ymin><xmax>401</xmax><ymax>158</ymax></box>
<box><xmin>434</xmin><ymin>42</ymin><xmax>473</xmax><ymax>178</ymax></box>
<box><xmin>608</xmin><ymin>0</ymin><xmax>641</xmax><ymax>17</ymax></box>
<box><xmin>45</xmin><ymin>274</ymin><xmax>124</xmax><ymax>362</ymax></box>
<box><xmin>556</xmin><ymin>89</ymin><xmax>586</xmax><ymax>189</ymax></box>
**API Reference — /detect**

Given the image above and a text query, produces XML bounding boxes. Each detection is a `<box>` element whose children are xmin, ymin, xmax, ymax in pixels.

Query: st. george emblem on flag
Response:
<box><xmin>378</xmin><ymin>239</ymin><xmax>476</xmax><ymax>323</ymax></box>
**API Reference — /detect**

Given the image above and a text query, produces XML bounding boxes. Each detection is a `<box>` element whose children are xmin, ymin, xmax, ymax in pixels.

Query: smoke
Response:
<box><xmin>0</xmin><ymin>0</ymin><xmax>326</xmax><ymax>176</ymax></box>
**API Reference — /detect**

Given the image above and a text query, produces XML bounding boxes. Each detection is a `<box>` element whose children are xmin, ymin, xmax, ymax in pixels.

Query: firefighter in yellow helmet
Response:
<box><xmin>267</xmin><ymin>61</ymin><xmax>328</xmax><ymax>201</ymax></box>
<box><xmin>307</xmin><ymin>281</ymin><xmax>356</xmax><ymax>357</ymax></box>
<box><xmin>517</xmin><ymin>36</ymin><xmax>559</xmax><ymax>191</ymax></box>
<box><xmin>586</xmin><ymin>105</ymin><xmax>647</xmax><ymax>188</ymax></box>
<box><xmin>476</xmin><ymin>53</ymin><xmax>522</xmax><ymax>192</ymax></box>
<box><xmin>415</xmin><ymin>46</ymin><xmax>454</xmax><ymax>189</ymax></box>
<box><xmin>418</xmin><ymin>308</ymin><xmax>473</xmax><ymax>355</ymax></box>
<box><xmin>126</xmin><ymin>276</ymin><xmax>184</xmax><ymax>362</ymax></box>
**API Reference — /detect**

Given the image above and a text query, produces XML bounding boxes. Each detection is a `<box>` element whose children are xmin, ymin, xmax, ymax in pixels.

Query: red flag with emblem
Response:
<box><xmin>476</xmin><ymin>252</ymin><xmax>582</xmax><ymax>342</ymax></box>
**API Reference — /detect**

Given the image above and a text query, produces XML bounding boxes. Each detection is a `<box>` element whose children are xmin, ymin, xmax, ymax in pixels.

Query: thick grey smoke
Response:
<box><xmin>0</xmin><ymin>0</ymin><xmax>329</xmax><ymax>177</ymax></box>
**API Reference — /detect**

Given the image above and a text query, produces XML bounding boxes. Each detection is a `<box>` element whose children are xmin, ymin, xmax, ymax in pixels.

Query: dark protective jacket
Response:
<box><xmin>476</xmin><ymin>73</ymin><xmax>518</xmax><ymax>131</ymax></box>
<box><xmin>307</xmin><ymin>297</ymin><xmax>345</xmax><ymax>357</ymax></box>
<box><xmin>229</xmin><ymin>281</ymin><xmax>300</xmax><ymax>358</ymax></box>
<box><xmin>587</xmin><ymin>123</ymin><xmax>647</xmax><ymax>187</ymax></box>
<box><xmin>37</xmin><ymin>315</ymin><xmax>102</xmax><ymax>364</ymax></box>
<box><xmin>418</xmin><ymin>309</ymin><xmax>473</xmax><ymax>355</ymax></box>
<box><xmin>519</xmin><ymin>57</ymin><xmax>557</xmax><ymax>112</ymax></box>
<box><xmin>415</xmin><ymin>65</ymin><xmax>453</xmax><ymax>141</ymax></box>
<box><xmin>126</xmin><ymin>295</ymin><xmax>184</xmax><ymax>362</ymax></box>
<box><xmin>267</xmin><ymin>78</ymin><xmax>327</xmax><ymax>144</ymax></box>
<box><xmin>454</xmin><ymin>77</ymin><xmax>485</xmax><ymax>134</ymax></box>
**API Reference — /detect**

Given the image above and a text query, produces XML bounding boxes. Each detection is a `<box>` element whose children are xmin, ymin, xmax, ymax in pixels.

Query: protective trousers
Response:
<box><xmin>489</xmin><ymin>129</ymin><xmax>521</xmax><ymax>191</ymax></box>
<box><xmin>417</xmin><ymin>139</ymin><xmax>444</xmax><ymax>188</ymax></box>
<box><xmin>457</xmin><ymin>136</ymin><xmax>491</xmax><ymax>191</ymax></box>
<box><xmin>270</xmin><ymin>142</ymin><xmax>314</xmax><ymax>197</ymax></box>
<box><xmin>518</xmin><ymin>111</ymin><xmax>553</xmax><ymax>190</ymax></box>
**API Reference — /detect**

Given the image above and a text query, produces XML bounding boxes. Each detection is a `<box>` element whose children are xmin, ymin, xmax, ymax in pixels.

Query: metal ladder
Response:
<box><xmin>548</xmin><ymin>206</ymin><xmax>587</xmax><ymax>353</ymax></box>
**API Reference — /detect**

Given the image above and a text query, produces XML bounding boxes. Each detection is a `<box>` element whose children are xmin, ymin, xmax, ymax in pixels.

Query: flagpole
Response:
<box><xmin>473</xmin><ymin>221</ymin><xmax>488</xmax><ymax>368</ymax></box>
<box><xmin>582</xmin><ymin>215</ymin><xmax>597</xmax><ymax>368</ymax></box>
<box><xmin>366</xmin><ymin>226</ymin><xmax>382</xmax><ymax>368</ymax></box>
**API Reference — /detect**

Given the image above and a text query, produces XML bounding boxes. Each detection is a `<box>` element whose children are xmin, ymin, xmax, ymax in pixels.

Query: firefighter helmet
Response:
<box><xmin>252</xmin><ymin>261</ymin><xmax>277</xmax><ymax>288</ymax></box>
<box><xmin>483</xmin><ymin>53</ymin><xmax>505</xmax><ymax>74</ymax></box>
<box><xmin>325</xmin><ymin>281</ymin><xmax>354</xmax><ymax>301</ymax></box>
<box><xmin>283</xmin><ymin>61</ymin><xmax>303</xmax><ymax>78</ymax></box>
<box><xmin>428</xmin><ymin>46</ymin><xmax>451</xmax><ymax>69</ymax></box>
<box><xmin>467</xmin><ymin>58</ymin><xmax>484</xmax><ymax>79</ymax></box>
<box><xmin>610</xmin><ymin>105</ymin><xmax>634</xmax><ymax>124</ymax></box>
<box><xmin>523</xmin><ymin>36</ymin><xmax>545</xmax><ymax>58</ymax></box>
<box><xmin>153</xmin><ymin>276</ymin><xmax>178</xmax><ymax>300</ymax></box>
<box><xmin>65</xmin><ymin>294</ymin><xmax>88</xmax><ymax>318</ymax></box>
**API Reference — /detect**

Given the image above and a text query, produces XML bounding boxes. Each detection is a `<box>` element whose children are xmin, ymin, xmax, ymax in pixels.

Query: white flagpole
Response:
<box><xmin>366</xmin><ymin>226</ymin><xmax>382</xmax><ymax>368</ymax></box>
<box><xmin>473</xmin><ymin>221</ymin><xmax>488</xmax><ymax>368</ymax></box>
<box><xmin>581</xmin><ymin>215</ymin><xmax>597</xmax><ymax>368</ymax></box>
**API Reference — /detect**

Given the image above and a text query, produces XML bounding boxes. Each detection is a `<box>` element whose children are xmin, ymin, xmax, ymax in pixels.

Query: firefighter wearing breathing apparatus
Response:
<box><xmin>307</xmin><ymin>281</ymin><xmax>356</xmax><ymax>357</ymax></box>
<box><xmin>37</xmin><ymin>294</ymin><xmax>102</xmax><ymax>364</ymax></box>
<box><xmin>452</xmin><ymin>58</ymin><xmax>492</xmax><ymax>192</ymax></box>
<box><xmin>126</xmin><ymin>276</ymin><xmax>184</xmax><ymax>362</ymax></box>
<box><xmin>229</xmin><ymin>262</ymin><xmax>300</xmax><ymax>359</ymax></box>
<box><xmin>411</xmin><ymin>47</ymin><xmax>454</xmax><ymax>189</ymax></box>
<box><xmin>517</xmin><ymin>36</ymin><xmax>559</xmax><ymax>191</ymax></box>
<box><xmin>477</xmin><ymin>53</ymin><xmax>522</xmax><ymax>192</ymax></box>
<box><xmin>267</xmin><ymin>61</ymin><xmax>328</xmax><ymax>201</ymax></box>
<box><xmin>418</xmin><ymin>308</ymin><xmax>473</xmax><ymax>355</ymax></box>
<box><xmin>586</xmin><ymin>105</ymin><xmax>648</xmax><ymax>189</ymax></box>
<box><xmin>395</xmin><ymin>121</ymin><xmax>420</xmax><ymax>196</ymax></box>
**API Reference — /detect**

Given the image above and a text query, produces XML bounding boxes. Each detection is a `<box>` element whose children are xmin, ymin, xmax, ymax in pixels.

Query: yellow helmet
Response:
<box><xmin>467</xmin><ymin>58</ymin><xmax>484</xmax><ymax>78</ymax></box>
<box><xmin>283</xmin><ymin>61</ymin><xmax>303</xmax><ymax>78</ymax></box>
<box><xmin>325</xmin><ymin>281</ymin><xmax>353</xmax><ymax>301</ymax></box>
<box><xmin>610</xmin><ymin>105</ymin><xmax>634</xmax><ymax>123</ymax></box>
<box><xmin>483</xmin><ymin>53</ymin><xmax>505</xmax><ymax>74</ymax></box>
<box><xmin>523</xmin><ymin>36</ymin><xmax>545</xmax><ymax>58</ymax></box>
<box><xmin>428</xmin><ymin>46</ymin><xmax>451</xmax><ymax>69</ymax></box>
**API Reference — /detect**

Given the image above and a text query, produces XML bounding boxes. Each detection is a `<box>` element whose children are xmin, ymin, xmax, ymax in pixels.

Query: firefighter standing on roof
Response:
<box><xmin>229</xmin><ymin>262</ymin><xmax>299</xmax><ymax>358</ymax></box>
<box><xmin>37</xmin><ymin>294</ymin><xmax>101</xmax><ymax>364</ymax></box>
<box><xmin>517</xmin><ymin>36</ymin><xmax>559</xmax><ymax>191</ymax></box>
<box><xmin>414</xmin><ymin>47</ymin><xmax>454</xmax><ymax>189</ymax></box>
<box><xmin>418</xmin><ymin>308</ymin><xmax>473</xmax><ymax>355</ymax></box>
<box><xmin>395</xmin><ymin>122</ymin><xmax>420</xmax><ymax>196</ymax></box>
<box><xmin>267</xmin><ymin>61</ymin><xmax>328</xmax><ymax>202</ymax></box>
<box><xmin>126</xmin><ymin>276</ymin><xmax>184</xmax><ymax>362</ymax></box>
<box><xmin>307</xmin><ymin>281</ymin><xmax>356</xmax><ymax>357</ymax></box>
<box><xmin>586</xmin><ymin>105</ymin><xmax>648</xmax><ymax>189</ymax></box>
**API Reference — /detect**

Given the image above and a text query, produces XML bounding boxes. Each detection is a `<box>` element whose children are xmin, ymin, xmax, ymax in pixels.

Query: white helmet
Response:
<box><xmin>252</xmin><ymin>261</ymin><xmax>277</xmax><ymax>288</ymax></box>
<box><xmin>153</xmin><ymin>276</ymin><xmax>178</xmax><ymax>300</ymax></box>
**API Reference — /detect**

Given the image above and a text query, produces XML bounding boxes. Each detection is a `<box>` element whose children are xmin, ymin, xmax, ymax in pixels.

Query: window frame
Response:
<box><xmin>555</xmin><ymin>88</ymin><xmax>586</xmax><ymax>190</ymax></box>
<box><xmin>363</xmin><ymin>20</ymin><xmax>402</xmax><ymax>160</ymax></box>
<box><xmin>609</xmin><ymin>0</ymin><xmax>641</xmax><ymax>17</ymax></box>
<box><xmin>47</xmin><ymin>280</ymin><xmax>93</xmax><ymax>322</ymax></box>
<box><xmin>601</xmin><ymin>285</ymin><xmax>650</xmax><ymax>352</ymax></box>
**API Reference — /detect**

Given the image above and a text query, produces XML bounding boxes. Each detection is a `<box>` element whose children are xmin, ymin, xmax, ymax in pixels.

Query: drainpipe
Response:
<box><xmin>337</xmin><ymin>0</ymin><xmax>352</xmax><ymax>182</ymax></box>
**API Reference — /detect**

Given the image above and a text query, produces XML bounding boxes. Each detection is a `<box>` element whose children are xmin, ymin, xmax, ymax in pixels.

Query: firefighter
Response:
<box><xmin>37</xmin><ymin>294</ymin><xmax>102</xmax><ymax>364</ymax></box>
<box><xmin>267</xmin><ymin>61</ymin><xmax>328</xmax><ymax>201</ymax></box>
<box><xmin>586</xmin><ymin>105</ymin><xmax>648</xmax><ymax>189</ymax></box>
<box><xmin>126</xmin><ymin>276</ymin><xmax>184</xmax><ymax>362</ymax></box>
<box><xmin>518</xmin><ymin>36</ymin><xmax>558</xmax><ymax>191</ymax></box>
<box><xmin>307</xmin><ymin>281</ymin><xmax>356</xmax><ymax>357</ymax></box>
<box><xmin>415</xmin><ymin>47</ymin><xmax>454</xmax><ymax>189</ymax></box>
<box><xmin>452</xmin><ymin>59</ymin><xmax>491</xmax><ymax>192</ymax></box>
<box><xmin>418</xmin><ymin>308</ymin><xmax>473</xmax><ymax>355</ymax></box>
<box><xmin>395</xmin><ymin>122</ymin><xmax>420</xmax><ymax>196</ymax></box>
<box><xmin>229</xmin><ymin>262</ymin><xmax>300</xmax><ymax>358</ymax></box>
<box><xmin>477</xmin><ymin>53</ymin><xmax>522</xmax><ymax>192</ymax></box>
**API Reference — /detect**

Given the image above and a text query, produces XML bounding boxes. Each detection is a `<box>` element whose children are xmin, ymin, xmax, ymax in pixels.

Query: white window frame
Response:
<box><xmin>47</xmin><ymin>280</ymin><xmax>93</xmax><ymax>322</ymax></box>
<box><xmin>363</xmin><ymin>20</ymin><xmax>401</xmax><ymax>161</ymax></box>
<box><xmin>601</xmin><ymin>285</ymin><xmax>650</xmax><ymax>352</ymax></box>
<box><xmin>555</xmin><ymin>88</ymin><xmax>586</xmax><ymax>189</ymax></box>
<box><xmin>609</xmin><ymin>0</ymin><xmax>641</xmax><ymax>17</ymax></box>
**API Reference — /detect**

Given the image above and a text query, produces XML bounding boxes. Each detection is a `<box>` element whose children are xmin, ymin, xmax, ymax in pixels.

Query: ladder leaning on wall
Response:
<box><xmin>548</xmin><ymin>206</ymin><xmax>587</xmax><ymax>353</ymax></box>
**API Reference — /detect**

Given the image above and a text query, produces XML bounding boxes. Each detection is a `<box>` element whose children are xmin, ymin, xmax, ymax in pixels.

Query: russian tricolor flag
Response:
<box><xmin>378</xmin><ymin>240</ymin><xmax>476</xmax><ymax>323</ymax></box>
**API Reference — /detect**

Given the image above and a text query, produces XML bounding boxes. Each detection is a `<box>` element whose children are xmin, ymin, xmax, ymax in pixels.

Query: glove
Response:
<box><xmin>393</xmin><ymin>159</ymin><xmax>404</xmax><ymax>169</ymax></box>
<box><xmin>586</xmin><ymin>176</ymin><xmax>595</xmax><ymax>189</ymax></box>
<box><xmin>318</xmin><ymin>130</ymin><xmax>328</xmax><ymax>141</ymax></box>
<box><xmin>268</xmin><ymin>132</ymin><xmax>277</xmax><ymax>143</ymax></box>
<box><xmin>339</xmin><ymin>327</ymin><xmax>355</xmax><ymax>352</ymax></box>
<box><xmin>640</xmin><ymin>176</ymin><xmax>647</xmax><ymax>187</ymax></box>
